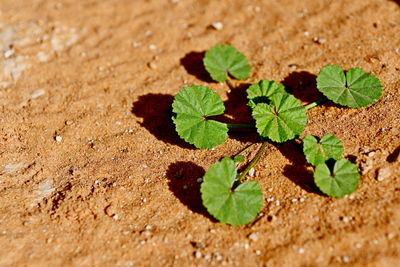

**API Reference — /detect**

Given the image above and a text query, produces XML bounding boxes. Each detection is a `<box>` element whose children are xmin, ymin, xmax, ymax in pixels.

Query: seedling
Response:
<box><xmin>172</xmin><ymin>45</ymin><xmax>383</xmax><ymax>225</ymax></box>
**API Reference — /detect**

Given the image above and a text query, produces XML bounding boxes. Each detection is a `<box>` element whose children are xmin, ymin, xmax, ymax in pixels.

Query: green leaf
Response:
<box><xmin>203</xmin><ymin>45</ymin><xmax>251</xmax><ymax>82</ymax></box>
<box><xmin>314</xmin><ymin>159</ymin><xmax>360</xmax><ymax>198</ymax></box>
<box><xmin>302</xmin><ymin>134</ymin><xmax>343</xmax><ymax>166</ymax></box>
<box><xmin>316</xmin><ymin>65</ymin><xmax>383</xmax><ymax>108</ymax></box>
<box><xmin>247</xmin><ymin>80</ymin><xmax>286</xmax><ymax>109</ymax></box>
<box><xmin>252</xmin><ymin>93</ymin><xmax>307</xmax><ymax>143</ymax></box>
<box><xmin>200</xmin><ymin>157</ymin><xmax>263</xmax><ymax>226</ymax></box>
<box><xmin>233</xmin><ymin>154</ymin><xmax>245</xmax><ymax>163</ymax></box>
<box><xmin>172</xmin><ymin>85</ymin><xmax>228</xmax><ymax>149</ymax></box>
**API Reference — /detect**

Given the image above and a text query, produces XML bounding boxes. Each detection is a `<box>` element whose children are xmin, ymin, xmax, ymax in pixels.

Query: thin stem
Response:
<box><xmin>225</xmin><ymin>76</ymin><xmax>235</xmax><ymax>89</ymax></box>
<box><xmin>237</xmin><ymin>142</ymin><xmax>269</xmax><ymax>182</ymax></box>
<box><xmin>234</xmin><ymin>143</ymin><xmax>257</xmax><ymax>157</ymax></box>
<box><xmin>304</xmin><ymin>97</ymin><xmax>329</xmax><ymax>110</ymax></box>
<box><xmin>227</xmin><ymin>123</ymin><xmax>254</xmax><ymax>129</ymax></box>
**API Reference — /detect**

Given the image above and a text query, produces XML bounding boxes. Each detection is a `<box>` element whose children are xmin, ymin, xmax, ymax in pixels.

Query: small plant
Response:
<box><xmin>172</xmin><ymin>45</ymin><xmax>383</xmax><ymax>226</ymax></box>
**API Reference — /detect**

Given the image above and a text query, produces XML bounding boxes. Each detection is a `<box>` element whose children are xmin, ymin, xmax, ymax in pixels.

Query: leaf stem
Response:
<box><xmin>237</xmin><ymin>142</ymin><xmax>269</xmax><ymax>182</ymax></box>
<box><xmin>226</xmin><ymin>76</ymin><xmax>235</xmax><ymax>89</ymax></box>
<box><xmin>304</xmin><ymin>97</ymin><xmax>329</xmax><ymax>110</ymax></box>
<box><xmin>227</xmin><ymin>123</ymin><xmax>254</xmax><ymax>129</ymax></box>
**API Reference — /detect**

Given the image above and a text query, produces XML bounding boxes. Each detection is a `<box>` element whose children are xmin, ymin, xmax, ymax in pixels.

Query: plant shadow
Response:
<box><xmin>390</xmin><ymin>0</ymin><xmax>400</xmax><ymax>7</ymax></box>
<box><xmin>281</xmin><ymin>71</ymin><xmax>322</xmax><ymax>104</ymax></box>
<box><xmin>131</xmin><ymin>93</ymin><xmax>193</xmax><ymax>149</ymax></box>
<box><xmin>180</xmin><ymin>51</ymin><xmax>214</xmax><ymax>83</ymax></box>
<box><xmin>276</xmin><ymin>141</ymin><xmax>324</xmax><ymax>195</ymax></box>
<box><xmin>166</xmin><ymin>161</ymin><xmax>214</xmax><ymax>219</ymax></box>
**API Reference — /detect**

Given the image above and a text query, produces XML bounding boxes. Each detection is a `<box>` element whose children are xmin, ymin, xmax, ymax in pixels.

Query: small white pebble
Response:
<box><xmin>299</xmin><ymin>197</ymin><xmax>305</xmax><ymax>202</ymax></box>
<box><xmin>148</xmin><ymin>44</ymin><xmax>157</xmax><ymax>50</ymax></box>
<box><xmin>342</xmin><ymin>256</ymin><xmax>350</xmax><ymax>263</ymax></box>
<box><xmin>355</xmin><ymin>243</ymin><xmax>362</xmax><ymax>249</ymax></box>
<box><xmin>248</xmin><ymin>168</ymin><xmax>255</xmax><ymax>177</ymax></box>
<box><xmin>148</xmin><ymin>62</ymin><xmax>157</xmax><ymax>69</ymax></box>
<box><xmin>388</xmin><ymin>233</ymin><xmax>395</xmax><ymax>239</ymax></box>
<box><xmin>65</xmin><ymin>120</ymin><xmax>73</xmax><ymax>125</ymax></box>
<box><xmin>145</xmin><ymin>30</ymin><xmax>153</xmax><ymax>36</ymax></box>
<box><xmin>255</xmin><ymin>250</ymin><xmax>262</xmax><ymax>255</ymax></box>
<box><xmin>94</xmin><ymin>180</ymin><xmax>100</xmax><ymax>185</ymax></box>
<box><xmin>55</xmin><ymin>136</ymin><xmax>62</xmax><ymax>142</ymax></box>
<box><xmin>31</xmin><ymin>89</ymin><xmax>46</xmax><ymax>99</ymax></box>
<box><xmin>4</xmin><ymin>49</ymin><xmax>14</xmax><ymax>58</ymax></box>
<box><xmin>342</xmin><ymin>216</ymin><xmax>350</xmax><ymax>223</ymax></box>
<box><xmin>348</xmin><ymin>195</ymin><xmax>355</xmax><ymax>200</ymax></box>
<box><xmin>144</xmin><ymin>178</ymin><xmax>150</xmax><ymax>183</ymax></box>
<box><xmin>248</xmin><ymin>233</ymin><xmax>258</xmax><ymax>241</ymax></box>
<box><xmin>211</xmin><ymin>22</ymin><xmax>224</xmax><ymax>30</ymax></box>
<box><xmin>368</xmin><ymin>151</ymin><xmax>376</xmax><ymax>157</ymax></box>
<box><xmin>196</xmin><ymin>178</ymin><xmax>203</xmax><ymax>183</ymax></box>
<box><xmin>275</xmin><ymin>200</ymin><xmax>280</xmax><ymax>207</ymax></box>
<box><xmin>298</xmin><ymin>248</ymin><xmax>305</xmax><ymax>254</ymax></box>
<box><xmin>377</xmin><ymin>166</ymin><xmax>392</xmax><ymax>181</ymax></box>
<box><xmin>132</xmin><ymin>42</ymin><xmax>141</xmax><ymax>47</ymax></box>
<box><xmin>303</xmin><ymin>31</ymin><xmax>310</xmax><ymax>37</ymax></box>
<box><xmin>142</xmin><ymin>198</ymin><xmax>147</xmax><ymax>203</ymax></box>
<box><xmin>204</xmin><ymin>254</ymin><xmax>211</xmax><ymax>260</ymax></box>
<box><xmin>372</xmin><ymin>240</ymin><xmax>379</xmax><ymax>244</ymax></box>
<box><xmin>268</xmin><ymin>187</ymin><xmax>273</xmax><ymax>192</ymax></box>
<box><xmin>139</xmin><ymin>240</ymin><xmax>146</xmax><ymax>245</ymax></box>
<box><xmin>145</xmin><ymin>225</ymin><xmax>152</xmax><ymax>230</ymax></box>
<box><xmin>98</xmin><ymin>66</ymin><xmax>104</xmax><ymax>71</ymax></box>
<box><xmin>115</xmin><ymin>121</ymin><xmax>122</xmax><ymax>125</ymax></box>
<box><xmin>194</xmin><ymin>251</ymin><xmax>202</xmax><ymax>258</ymax></box>
<box><xmin>113</xmin><ymin>214</ymin><xmax>119</xmax><ymax>220</ymax></box>
<box><xmin>267</xmin><ymin>197</ymin><xmax>274</xmax><ymax>202</ymax></box>
<box><xmin>244</xmin><ymin>243</ymin><xmax>250</xmax><ymax>249</ymax></box>
<box><xmin>291</xmin><ymin>198</ymin><xmax>298</xmax><ymax>203</ymax></box>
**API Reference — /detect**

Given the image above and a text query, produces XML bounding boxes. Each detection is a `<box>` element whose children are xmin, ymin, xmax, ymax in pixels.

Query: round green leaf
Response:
<box><xmin>302</xmin><ymin>134</ymin><xmax>343</xmax><ymax>166</ymax></box>
<box><xmin>252</xmin><ymin>93</ymin><xmax>307</xmax><ymax>143</ymax></box>
<box><xmin>203</xmin><ymin>45</ymin><xmax>251</xmax><ymax>82</ymax></box>
<box><xmin>247</xmin><ymin>80</ymin><xmax>286</xmax><ymax>109</ymax></box>
<box><xmin>172</xmin><ymin>85</ymin><xmax>228</xmax><ymax>149</ymax></box>
<box><xmin>316</xmin><ymin>65</ymin><xmax>383</xmax><ymax>108</ymax></box>
<box><xmin>200</xmin><ymin>157</ymin><xmax>263</xmax><ymax>226</ymax></box>
<box><xmin>314</xmin><ymin>159</ymin><xmax>360</xmax><ymax>198</ymax></box>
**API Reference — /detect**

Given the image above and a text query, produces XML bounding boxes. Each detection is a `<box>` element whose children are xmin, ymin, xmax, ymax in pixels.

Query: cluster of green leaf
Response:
<box><xmin>172</xmin><ymin>44</ymin><xmax>383</xmax><ymax>226</ymax></box>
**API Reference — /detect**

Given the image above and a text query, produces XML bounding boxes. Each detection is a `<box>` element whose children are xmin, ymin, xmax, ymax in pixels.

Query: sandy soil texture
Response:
<box><xmin>1</xmin><ymin>0</ymin><xmax>400</xmax><ymax>266</ymax></box>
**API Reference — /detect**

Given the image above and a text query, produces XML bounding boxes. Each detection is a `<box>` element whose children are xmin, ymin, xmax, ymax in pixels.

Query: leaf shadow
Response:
<box><xmin>281</xmin><ymin>71</ymin><xmax>322</xmax><ymax>104</ymax></box>
<box><xmin>276</xmin><ymin>141</ymin><xmax>324</xmax><ymax>195</ymax></box>
<box><xmin>166</xmin><ymin>161</ymin><xmax>215</xmax><ymax>220</ymax></box>
<box><xmin>131</xmin><ymin>93</ymin><xmax>194</xmax><ymax>149</ymax></box>
<box><xmin>390</xmin><ymin>0</ymin><xmax>400</xmax><ymax>6</ymax></box>
<box><xmin>387</xmin><ymin>145</ymin><xmax>400</xmax><ymax>162</ymax></box>
<box><xmin>180</xmin><ymin>51</ymin><xmax>214</xmax><ymax>83</ymax></box>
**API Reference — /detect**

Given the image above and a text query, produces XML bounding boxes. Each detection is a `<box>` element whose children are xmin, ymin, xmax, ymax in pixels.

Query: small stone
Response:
<box><xmin>291</xmin><ymin>198</ymin><xmax>298</xmax><ymax>203</ymax></box>
<box><xmin>31</xmin><ymin>89</ymin><xmax>46</xmax><ymax>99</ymax></box>
<box><xmin>299</xmin><ymin>197</ymin><xmax>305</xmax><ymax>202</ymax></box>
<box><xmin>355</xmin><ymin>243</ymin><xmax>362</xmax><ymax>249</ymax></box>
<box><xmin>255</xmin><ymin>250</ymin><xmax>262</xmax><ymax>255</ymax></box>
<box><xmin>244</xmin><ymin>243</ymin><xmax>250</xmax><ymax>249</ymax></box>
<box><xmin>368</xmin><ymin>151</ymin><xmax>376</xmax><ymax>157</ymax></box>
<box><xmin>377</xmin><ymin>166</ymin><xmax>392</xmax><ymax>181</ymax></box>
<box><xmin>113</xmin><ymin>214</ymin><xmax>119</xmax><ymax>220</ymax></box>
<box><xmin>342</xmin><ymin>256</ymin><xmax>350</xmax><ymax>263</ymax></box>
<box><xmin>148</xmin><ymin>62</ymin><xmax>157</xmax><ymax>69</ymax></box>
<box><xmin>170</xmin><ymin>0</ymin><xmax>179</xmax><ymax>3</ymax></box>
<box><xmin>148</xmin><ymin>44</ymin><xmax>157</xmax><ymax>50</ymax></box>
<box><xmin>248</xmin><ymin>233</ymin><xmax>258</xmax><ymax>241</ymax></box>
<box><xmin>145</xmin><ymin>225</ymin><xmax>152</xmax><ymax>230</ymax></box>
<box><xmin>275</xmin><ymin>200</ymin><xmax>280</xmax><ymax>207</ymax></box>
<box><xmin>4</xmin><ymin>49</ymin><xmax>14</xmax><ymax>58</ymax></box>
<box><xmin>388</xmin><ymin>232</ymin><xmax>395</xmax><ymax>239</ymax></box>
<box><xmin>298</xmin><ymin>248</ymin><xmax>305</xmax><ymax>254</ymax></box>
<box><xmin>145</xmin><ymin>30</ymin><xmax>153</xmax><ymax>36</ymax></box>
<box><xmin>65</xmin><ymin>120</ymin><xmax>73</xmax><ymax>125</ymax></box>
<box><xmin>211</xmin><ymin>22</ymin><xmax>224</xmax><ymax>30</ymax></box>
<box><xmin>289</xmin><ymin>64</ymin><xmax>299</xmax><ymax>71</ymax></box>
<box><xmin>248</xmin><ymin>168</ymin><xmax>255</xmax><ymax>177</ymax></box>
<box><xmin>131</xmin><ymin>42</ymin><xmax>141</xmax><ymax>47</ymax></box>
<box><xmin>196</xmin><ymin>178</ymin><xmax>203</xmax><ymax>183</ymax></box>
<box><xmin>194</xmin><ymin>251</ymin><xmax>202</xmax><ymax>259</ymax></box>
<box><xmin>55</xmin><ymin>136</ymin><xmax>62</xmax><ymax>142</ymax></box>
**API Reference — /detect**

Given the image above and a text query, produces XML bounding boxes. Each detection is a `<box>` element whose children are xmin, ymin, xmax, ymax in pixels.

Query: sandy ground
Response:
<box><xmin>1</xmin><ymin>0</ymin><xmax>400</xmax><ymax>266</ymax></box>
